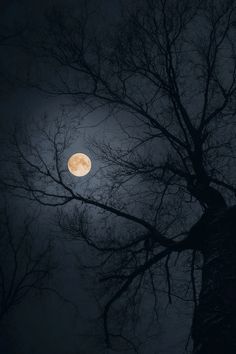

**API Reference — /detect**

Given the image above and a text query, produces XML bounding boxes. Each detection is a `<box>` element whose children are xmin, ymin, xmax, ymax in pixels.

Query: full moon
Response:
<box><xmin>67</xmin><ymin>153</ymin><xmax>92</xmax><ymax>177</ymax></box>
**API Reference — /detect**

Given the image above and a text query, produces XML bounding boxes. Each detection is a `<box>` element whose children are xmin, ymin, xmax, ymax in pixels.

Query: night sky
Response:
<box><xmin>1</xmin><ymin>1</ymin><xmax>235</xmax><ymax>353</ymax></box>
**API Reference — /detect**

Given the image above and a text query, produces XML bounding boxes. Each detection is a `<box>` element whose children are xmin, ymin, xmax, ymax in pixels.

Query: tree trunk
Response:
<box><xmin>192</xmin><ymin>206</ymin><xmax>236</xmax><ymax>353</ymax></box>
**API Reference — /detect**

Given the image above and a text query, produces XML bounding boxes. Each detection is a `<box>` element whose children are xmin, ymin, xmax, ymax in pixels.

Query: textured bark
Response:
<box><xmin>192</xmin><ymin>206</ymin><xmax>236</xmax><ymax>353</ymax></box>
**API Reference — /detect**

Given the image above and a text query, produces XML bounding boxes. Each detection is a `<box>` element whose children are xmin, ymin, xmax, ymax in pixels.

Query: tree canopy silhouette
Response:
<box><xmin>2</xmin><ymin>0</ymin><xmax>236</xmax><ymax>352</ymax></box>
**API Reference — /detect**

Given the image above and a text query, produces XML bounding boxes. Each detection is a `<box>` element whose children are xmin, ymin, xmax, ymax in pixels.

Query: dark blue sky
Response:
<box><xmin>0</xmin><ymin>1</ymin><xmax>193</xmax><ymax>353</ymax></box>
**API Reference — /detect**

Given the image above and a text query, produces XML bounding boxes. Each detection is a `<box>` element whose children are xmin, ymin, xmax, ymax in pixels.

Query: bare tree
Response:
<box><xmin>0</xmin><ymin>200</ymin><xmax>55</xmax><ymax>322</ymax></box>
<box><xmin>3</xmin><ymin>0</ymin><xmax>236</xmax><ymax>352</ymax></box>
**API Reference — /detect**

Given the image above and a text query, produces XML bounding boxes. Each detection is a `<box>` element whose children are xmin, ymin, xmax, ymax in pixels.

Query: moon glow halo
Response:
<box><xmin>68</xmin><ymin>153</ymin><xmax>92</xmax><ymax>177</ymax></box>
